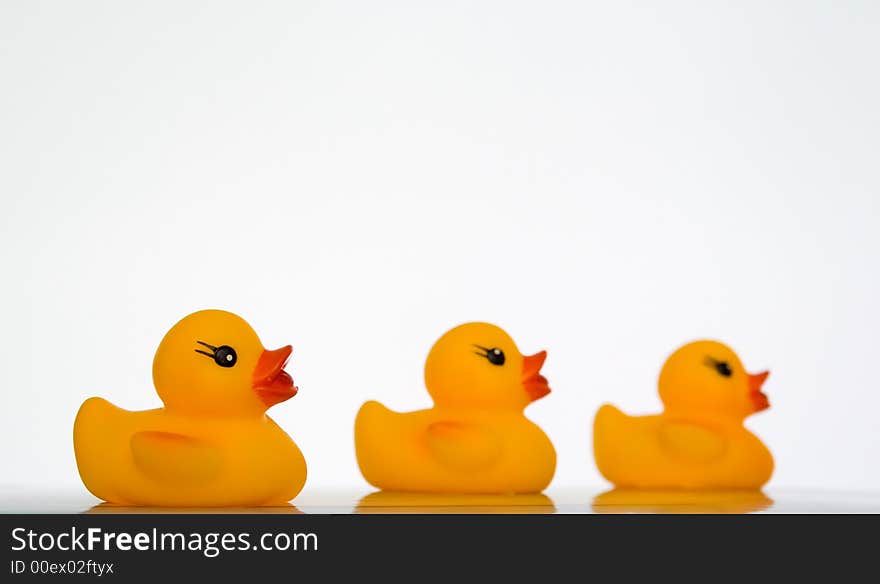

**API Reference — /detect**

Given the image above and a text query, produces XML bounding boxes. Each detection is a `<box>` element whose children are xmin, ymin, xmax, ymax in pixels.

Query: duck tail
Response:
<box><xmin>73</xmin><ymin>397</ymin><xmax>124</xmax><ymax>502</ymax></box>
<box><xmin>593</xmin><ymin>404</ymin><xmax>629</xmax><ymax>485</ymax></box>
<box><xmin>354</xmin><ymin>401</ymin><xmax>392</xmax><ymax>487</ymax></box>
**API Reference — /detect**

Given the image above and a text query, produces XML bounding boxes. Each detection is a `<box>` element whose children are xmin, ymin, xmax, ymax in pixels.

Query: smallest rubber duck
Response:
<box><xmin>593</xmin><ymin>340</ymin><xmax>773</xmax><ymax>489</ymax></box>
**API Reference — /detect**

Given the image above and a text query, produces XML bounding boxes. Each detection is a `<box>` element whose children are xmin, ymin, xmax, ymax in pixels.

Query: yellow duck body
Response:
<box><xmin>594</xmin><ymin>406</ymin><xmax>773</xmax><ymax>489</ymax></box>
<box><xmin>593</xmin><ymin>340</ymin><xmax>774</xmax><ymax>490</ymax></box>
<box><xmin>73</xmin><ymin>310</ymin><xmax>307</xmax><ymax>506</ymax></box>
<box><xmin>356</xmin><ymin>403</ymin><xmax>555</xmax><ymax>493</ymax></box>
<box><xmin>355</xmin><ymin>323</ymin><xmax>556</xmax><ymax>494</ymax></box>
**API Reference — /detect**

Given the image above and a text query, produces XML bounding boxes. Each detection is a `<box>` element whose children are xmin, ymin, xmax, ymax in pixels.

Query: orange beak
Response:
<box><xmin>252</xmin><ymin>345</ymin><xmax>297</xmax><ymax>408</ymax></box>
<box><xmin>522</xmin><ymin>351</ymin><xmax>551</xmax><ymax>402</ymax></box>
<box><xmin>748</xmin><ymin>371</ymin><xmax>770</xmax><ymax>412</ymax></box>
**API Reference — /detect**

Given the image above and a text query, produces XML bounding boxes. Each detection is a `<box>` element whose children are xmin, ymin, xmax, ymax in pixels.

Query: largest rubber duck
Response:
<box><xmin>594</xmin><ymin>340</ymin><xmax>773</xmax><ymax>489</ymax></box>
<box><xmin>355</xmin><ymin>322</ymin><xmax>556</xmax><ymax>494</ymax></box>
<box><xmin>73</xmin><ymin>310</ymin><xmax>307</xmax><ymax>506</ymax></box>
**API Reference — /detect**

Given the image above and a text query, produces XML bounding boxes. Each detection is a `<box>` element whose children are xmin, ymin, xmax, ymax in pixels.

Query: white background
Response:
<box><xmin>1</xmin><ymin>1</ymin><xmax>878</xmax><ymax>497</ymax></box>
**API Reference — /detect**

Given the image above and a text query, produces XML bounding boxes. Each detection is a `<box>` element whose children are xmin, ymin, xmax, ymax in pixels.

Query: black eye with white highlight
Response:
<box><xmin>474</xmin><ymin>345</ymin><xmax>505</xmax><ymax>366</ymax></box>
<box><xmin>195</xmin><ymin>341</ymin><xmax>238</xmax><ymax>368</ymax></box>
<box><xmin>705</xmin><ymin>356</ymin><xmax>732</xmax><ymax>378</ymax></box>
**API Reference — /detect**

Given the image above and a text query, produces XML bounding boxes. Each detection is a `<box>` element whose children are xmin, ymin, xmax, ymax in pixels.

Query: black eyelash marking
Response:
<box><xmin>194</xmin><ymin>341</ymin><xmax>238</xmax><ymax>368</ymax></box>
<box><xmin>472</xmin><ymin>344</ymin><xmax>505</xmax><ymax>365</ymax></box>
<box><xmin>473</xmin><ymin>345</ymin><xmax>490</xmax><ymax>357</ymax></box>
<box><xmin>704</xmin><ymin>356</ymin><xmax>733</xmax><ymax>377</ymax></box>
<box><xmin>195</xmin><ymin>340</ymin><xmax>217</xmax><ymax>359</ymax></box>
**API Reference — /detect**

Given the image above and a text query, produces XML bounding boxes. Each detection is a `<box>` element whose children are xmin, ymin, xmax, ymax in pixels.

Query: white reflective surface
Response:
<box><xmin>2</xmin><ymin>485</ymin><xmax>879</xmax><ymax>514</ymax></box>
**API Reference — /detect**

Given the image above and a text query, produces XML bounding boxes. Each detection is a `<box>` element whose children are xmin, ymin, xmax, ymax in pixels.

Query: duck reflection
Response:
<box><xmin>592</xmin><ymin>488</ymin><xmax>773</xmax><ymax>514</ymax></box>
<box><xmin>85</xmin><ymin>503</ymin><xmax>302</xmax><ymax>514</ymax></box>
<box><xmin>356</xmin><ymin>491</ymin><xmax>556</xmax><ymax>514</ymax></box>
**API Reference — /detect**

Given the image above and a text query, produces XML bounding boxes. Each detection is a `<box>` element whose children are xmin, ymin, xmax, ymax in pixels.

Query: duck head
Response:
<box><xmin>152</xmin><ymin>310</ymin><xmax>298</xmax><ymax>416</ymax></box>
<box><xmin>658</xmin><ymin>340</ymin><xmax>770</xmax><ymax>420</ymax></box>
<box><xmin>424</xmin><ymin>322</ymin><xmax>550</xmax><ymax>410</ymax></box>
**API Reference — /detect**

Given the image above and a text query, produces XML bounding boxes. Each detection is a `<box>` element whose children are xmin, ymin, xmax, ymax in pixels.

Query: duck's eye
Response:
<box><xmin>705</xmin><ymin>357</ymin><xmax>732</xmax><ymax>377</ymax></box>
<box><xmin>486</xmin><ymin>348</ymin><xmax>505</xmax><ymax>365</ymax></box>
<box><xmin>195</xmin><ymin>341</ymin><xmax>237</xmax><ymax>368</ymax></box>
<box><xmin>474</xmin><ymin>345</ymin><xmax>505</xmax><ymax>366</ymax></box>
<box><xmin>213</xmin><ymin>345</ymin><xmax>237</xmax><ymax>368</ymax></box>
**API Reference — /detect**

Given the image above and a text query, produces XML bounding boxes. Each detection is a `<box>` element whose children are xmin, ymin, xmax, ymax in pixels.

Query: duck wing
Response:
<box><xmin>130</xmin><ymin>431</ymin><xmax>223</xmax><ymax>484</ymax></box>
<box><xmin>658</xmin><ymin>422</ymin><xmax>728</xmax><ymax>464</ymax></box>
<box><xmin>425</xmin><ymin>421</ymin><xmax>503</xmax><ymax>472</ymax></box>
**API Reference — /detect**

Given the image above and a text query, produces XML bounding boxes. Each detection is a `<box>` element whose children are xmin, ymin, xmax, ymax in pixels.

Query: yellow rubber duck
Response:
<box><xmin>355</xmin><ymin>322</ymin><xmax>556</xmax><ymax>494</ymax></box>
<box><xmin>73</xmin><ymin>310</ymin><xmax>307</xmax><ymax>506</ymax></box>
<box><xmin>593</xmin><ymin>340</ymin><xmax>773</xmax><ymax>489</ymax></box>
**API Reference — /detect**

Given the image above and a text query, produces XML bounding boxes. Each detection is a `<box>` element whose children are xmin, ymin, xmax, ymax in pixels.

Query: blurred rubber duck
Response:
<box><xmin>593</xmin><ymin>340</ymin><xmax>773</xmax><ymax>489</ymax></box>
<box><xmin>74</xmin><ymin>310</ymin><xmax>307</xmax><ymax>506</ymax></box>
<box><xmin>355</xmin><ymin>322</ymin><xmax>555</xmax><ymax>494</ymax></box>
